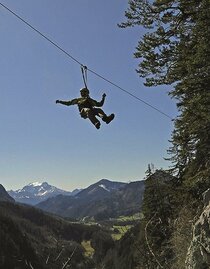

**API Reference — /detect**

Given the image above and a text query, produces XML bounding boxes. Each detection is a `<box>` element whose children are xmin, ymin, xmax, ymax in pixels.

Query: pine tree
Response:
<box><xmin>120</xmin><ymin>0</ymin><xmax>210</xmax><ymax>185</ymax></box>
<box><xmin>145</xmin><ymin>164</ymin><xmax>152</xmax><ymax>177</ymax></box>
<box><xmin>167</xmin><ymin>0</ymin><xmax>210</xmax><ymax>185</ymax></box>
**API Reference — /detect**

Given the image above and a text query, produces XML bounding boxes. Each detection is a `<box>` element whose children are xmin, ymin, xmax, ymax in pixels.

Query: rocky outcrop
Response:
<box><xmin>185</xmin><ymin>189</ymin><xmax>210</xmax><ymax>269</ymax></box>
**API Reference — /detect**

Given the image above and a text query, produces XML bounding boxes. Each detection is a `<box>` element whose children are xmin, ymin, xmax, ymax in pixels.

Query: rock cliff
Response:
<box><xmin>185</xmin><ymin>189</ymin><xmax>210</xmax><ymax>269</ymax></box>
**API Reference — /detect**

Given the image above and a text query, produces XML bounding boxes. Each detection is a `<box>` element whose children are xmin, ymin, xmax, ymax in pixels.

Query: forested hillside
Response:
<box><xmin>0</xmin><ymin>201</ymin><xmax>103</xmax><ymax>269</ymax></box>
<box><xmin>113</xmin><ymin>0</ymin><xmax>210</xmax><ymax>268</ymax></box>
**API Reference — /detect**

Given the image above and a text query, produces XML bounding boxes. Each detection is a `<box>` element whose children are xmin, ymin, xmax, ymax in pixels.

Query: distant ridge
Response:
<box><xmin>75</xmin><ymin>179</ymin><xmax>127</xmax><ymax>201</ymax></box>
<box><xmin>0</xmin><ymin>184</ymin><xmax>15</xmax><ymax>202</ymax></box>
<box><xmin>36</xmin><ymin>179</ymin><xmax>145</xmax><ymax>220</ymax></box>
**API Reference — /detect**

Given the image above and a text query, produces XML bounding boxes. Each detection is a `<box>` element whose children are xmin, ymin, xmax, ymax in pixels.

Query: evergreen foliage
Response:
<box><xmin>0</xmin><ymin>201</ymin><xmax>102</xmax><ymax>269</ymax></box>
<box><xmin>102</xmin><ymin>171</ymin><xmax>182</xmax><ymax>269</ymax></box>
<box><xmin>103</xmin><ymin>223</ymin><xmax>148</xmax><ymax>269</ymax></box>
<box><xmin>0</xmin><ymin>213</ymin><xmax>43</xmax><ymax>269</ymax></box>
<box><xmin>91</xmin><ymin>230</ymin><xmax>115</xmax><ymax>264</ymax></box>
<box><xmin>120</xmin><ymin>0</ymin><xmax>210</xmax><ymax>186</ymax></box>
<box><xmin>140</xmin><ymin>170</ymin><xmax>200</xmax><ymax>268</ymax></box>
<box><xmin>141</xmin><ymin>170</ymin><xmax>176</xmax><ymax>268</ymax></box>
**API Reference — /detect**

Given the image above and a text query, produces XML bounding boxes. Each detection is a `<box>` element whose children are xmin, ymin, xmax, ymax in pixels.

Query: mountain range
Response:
<box><xmin>36</xmin><ymin>179</ymin><xmax>145</xmax><ymax>220</ymax></box>
<box><xmin>8</xmin><ymin>182</ymin><xmax>81</xmax><ymax>205</ymax></box>
<box><xmin>6</xmin><ymin>178</ymin><xmax>145</xmax><ymax>220</ymax></box>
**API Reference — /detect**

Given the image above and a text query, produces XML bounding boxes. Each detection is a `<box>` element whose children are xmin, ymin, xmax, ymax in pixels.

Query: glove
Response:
<box><xmin>56</xmin><ymin>100</ymin><xmax>60</xmax><ymax>104</ymax></box>
<box><xmin>102</xmin><ymin>93</ymin><xmax>106</xmax><ymax>98</ymax></box>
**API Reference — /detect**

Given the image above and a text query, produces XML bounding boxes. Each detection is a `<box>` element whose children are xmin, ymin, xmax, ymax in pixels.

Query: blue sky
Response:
<box><xmin>0</xmin><ymin>0</ymin><xmax>177</xmax><ymax>191</ymax></box>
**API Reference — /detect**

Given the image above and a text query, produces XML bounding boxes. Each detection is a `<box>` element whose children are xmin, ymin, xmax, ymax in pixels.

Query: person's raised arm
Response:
<box><xmin>56</xmin><ymin>98</ymin><xmax>78</xmax><ymax>106</ymax></box>
<box><xmin>93</xmin><ymin>93</ymin><xmax>106</xmax><ymax>107</ymax></box>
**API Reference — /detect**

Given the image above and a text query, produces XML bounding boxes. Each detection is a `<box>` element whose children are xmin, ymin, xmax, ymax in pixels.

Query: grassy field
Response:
<box><xmin>81</xmin><ymin>240</ymin><xmax>95</xmax><ymax>257</ymax></box>
<box><xmin>115</xmin><ymin>213</ymin><xmax>143</xmax><ymax>222</ymax></box>
<box><xmin>111</xmin><ymin>225</ymin><xmax>133</xmax><ymax>240</ymax></box>
<box><xmin>110</xmin><ymin>213</ymin><xmax>143</xmax><ymax>240</ymax></box>
<box><xmin>73</xmin><ymin>213</ymin><xmax>143</xmax><ymax>241</ymax></box>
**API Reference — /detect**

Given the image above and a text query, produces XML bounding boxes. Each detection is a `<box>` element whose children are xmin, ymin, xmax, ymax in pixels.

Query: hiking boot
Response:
<box><xmin>95</xmin><ymin>122</ymin><xmax>101</xmax><ymax>129</ymax></box>
<box><xmin>105</xmin><ymin>114</ymin><xmax>115</xmax><ymax>124</ymax></box>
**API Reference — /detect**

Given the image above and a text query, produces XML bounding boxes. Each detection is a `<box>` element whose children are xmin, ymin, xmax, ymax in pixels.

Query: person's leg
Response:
<box><xmin>95</xmin><ymin>109</ymin><xmax>115</xmax><ymax>124</ymax></box>
<box><xmin>94</xmin><ymin>108</ymin><xmax>114</xmax><ymax>124</ymax></box>
<box><xmin>86</xmin><ymin>109</ymin><xmax>101</xmax><ymax>129</ymax></box>
<box><xmin>104</xmin><ymin>113</ymin><xmax>115</xmax><ymax>124</ymax></box>
<box><xmin>94</xmin><ymin>108</ymin><xmax>106</xmax><ymax>119</ymax></box>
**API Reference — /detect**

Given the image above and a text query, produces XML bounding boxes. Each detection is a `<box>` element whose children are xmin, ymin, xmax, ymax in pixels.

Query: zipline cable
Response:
<box><xmin>0</xmin><ymin>2</ymin><xmax>82</xmax><ymax>66</ymax></box>
<box><xmin>88</xmin><ymin>68</ymin><xmax>173</xmax><ymax>120</ymax></box>
<box><xmin>0</xmin><ymin>2</ymin><xmax>173</xmax><ymax>121</ymax></box>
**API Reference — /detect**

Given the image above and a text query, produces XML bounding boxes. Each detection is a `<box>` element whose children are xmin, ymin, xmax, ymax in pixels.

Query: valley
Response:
<box><xmin>0</xmin><ymin>179</ymin><xmax>145</xmax><ymax>269</ymax></box>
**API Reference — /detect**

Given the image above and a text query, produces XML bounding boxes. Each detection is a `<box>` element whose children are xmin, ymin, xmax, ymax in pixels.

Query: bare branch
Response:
<box><xmin>54</xmin><ymin>248</ymin><xmax>64</xmax><ymax>262</ymax></box>
<box><xmin>145</xmin><ymin>212</ymin><xmax>164</xmax><ymax>268</ymax></box>
<box><xmin>61</xmin><ymin>246</ymin><xmax>77</xmax><ymax>269</ymax></box>
<box><xmin>46</xmin><ymin>253</ymin><xmax>50</xmax><ymax>264</ymax></box>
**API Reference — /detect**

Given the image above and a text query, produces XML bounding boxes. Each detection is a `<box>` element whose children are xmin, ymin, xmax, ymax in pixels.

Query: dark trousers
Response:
<box><xmin>81</xmin><ymin>108</ymin><xmax>107</xmax><ymax>126</ymax></box>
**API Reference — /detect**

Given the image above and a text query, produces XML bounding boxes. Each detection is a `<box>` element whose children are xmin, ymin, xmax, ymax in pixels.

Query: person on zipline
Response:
<box><xmin>56</xmin><ymin>87</ymin><xmax>115</xmax><ymax>129</ymax></box>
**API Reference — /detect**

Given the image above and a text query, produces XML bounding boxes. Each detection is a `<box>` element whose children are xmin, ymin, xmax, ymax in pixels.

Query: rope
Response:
<box><xmin>81</xmin><ymin>65</ymin><xmax>88</xmax><ymax>88</ymax></box>
<box><xmin>0</xmin><ymin>2</ymin><xmax>173</xmax><ymax>121</ymax></box>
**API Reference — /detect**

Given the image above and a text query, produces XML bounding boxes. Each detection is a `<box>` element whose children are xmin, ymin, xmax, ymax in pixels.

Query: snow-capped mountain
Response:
<box><xmin>8</xmin><ymin>182</ymin><xmax>81</xmax><ymax>205</ymax></box>
<box><xmin>36</xmin><ymin>179</ymin><xmax>145</xmax><ymax>220</ymax></box>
